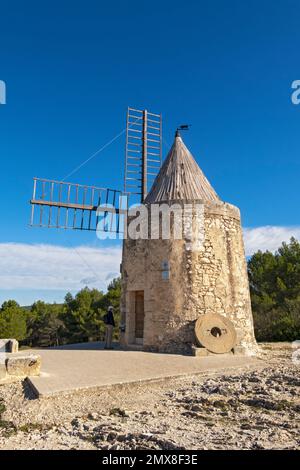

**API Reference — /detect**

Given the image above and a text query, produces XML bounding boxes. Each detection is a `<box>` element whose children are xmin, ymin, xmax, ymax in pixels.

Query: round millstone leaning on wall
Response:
<box><xmin>180</xmin><ymin>199</ymin><xmax>258</xmax><ymax>356</ymax></box>
<box><xmin>195</xmin><ymin>313</ymin><xmax>237</xmax><ymax>354</ymax></box>
<box><xmin>120</xmin><ymin>199</ymin><xmax>258</xmax><ymax>356</ymax></box>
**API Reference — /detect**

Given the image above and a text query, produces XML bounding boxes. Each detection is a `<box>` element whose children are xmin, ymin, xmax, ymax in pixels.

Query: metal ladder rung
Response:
<box><xmin>128</xmin><ymin>142</ymin><xmax>142</xmax><ymax>147</ymax></box>
<box><xmin>147</xmin><ymin>111</ymin><xmax>161</xmax><ymax>118</ymax></box>
<box><xmin>128</xmin><ymin>117</ymin><xmax>143</xmax><ymax>123</ymax></box>
<box><xmin>127</xmin><ymin>142</ymin><xmax>141</xmax><ymax>147</ymax></box>
<box><xmin>147</xmin><ymin>132</ymin><xmax>160</xmax><ymax>137</ymax></box>
<box><xmin>147</xmin><ymin>117</ymin><xmax>160</xmax><ymax>124</ymax></box>
<box><xmin>128</xmin><ymin>135</ymin><xmax>141</xmax><ymax>141</ymax></box>
<box><xmin>128</xmin><ymin>128</ymin><xmax>142</xmax><ymax>133</ymax></box>
<box><xmin>128</xmin><ymin>107</ymin><xmax>143</xmax><ymax>113</ymax></box>
<box><xmin>129</xmin><ymin>112</ymin><xmax>143</xmax><ymax>117</ymax></box>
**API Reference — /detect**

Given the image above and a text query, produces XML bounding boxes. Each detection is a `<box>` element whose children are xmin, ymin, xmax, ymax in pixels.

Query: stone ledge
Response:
<box><xmin>192</xmin><ymin>346</ymin><xmax>235</xmax><ymax>357</ymax></box>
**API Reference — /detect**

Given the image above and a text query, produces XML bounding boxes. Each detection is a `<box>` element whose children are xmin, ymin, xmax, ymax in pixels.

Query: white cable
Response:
<box><xmin>61</xmin><ymin>115</ymin><xmax>142</xmax><ymax>182</ymax></box>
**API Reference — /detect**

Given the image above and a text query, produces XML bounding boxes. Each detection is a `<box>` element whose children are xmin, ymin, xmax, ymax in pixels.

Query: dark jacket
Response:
<box><xmin>106</xmin><ymin>310</ymin><xmax>115</xmax><ymax>327</ymax></box>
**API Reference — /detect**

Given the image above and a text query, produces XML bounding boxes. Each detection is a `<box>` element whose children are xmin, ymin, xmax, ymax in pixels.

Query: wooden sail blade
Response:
<box><xmin>124</xmin><ymin>107</ymin><xmax>162</xmax><ymax>203</ymax></box>
<box><xmin>30</xmin><ymin>178</ymin><xmax>127</xmax><ymax>232</ymax></box>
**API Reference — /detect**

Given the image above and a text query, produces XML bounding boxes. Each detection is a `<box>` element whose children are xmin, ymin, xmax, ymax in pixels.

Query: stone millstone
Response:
<box><xmin>195</xmin><ymin>313</ymin><xmax>237</xmax><ymax>354</ymax></box>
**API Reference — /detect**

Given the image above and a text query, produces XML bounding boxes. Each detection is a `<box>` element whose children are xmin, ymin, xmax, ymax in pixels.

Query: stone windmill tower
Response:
<box><xmin>120</xmin><ymin>130</ymin><xmax>257</xmax><ymax>356</ymax></box>
<box><xmin>29</xmin><ymin>106</ymin><xmax>257</xmax><ymax>356</ymax></box>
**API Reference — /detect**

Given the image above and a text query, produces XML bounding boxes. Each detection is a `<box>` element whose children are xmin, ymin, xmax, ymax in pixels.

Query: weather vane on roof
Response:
<box><xmin>175</xmin><ymin>124</ymin><xmax>191</xmax><ymax>137</ymax></box>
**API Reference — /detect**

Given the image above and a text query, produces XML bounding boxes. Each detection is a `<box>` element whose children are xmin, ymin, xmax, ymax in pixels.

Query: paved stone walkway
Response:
<box><xmin>28</xmin><ymin>342</ymin><xmax>261</xmax><ymax>397</ymax></box>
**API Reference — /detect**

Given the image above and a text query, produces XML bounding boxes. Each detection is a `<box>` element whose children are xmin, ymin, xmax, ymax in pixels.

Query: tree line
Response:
<box><xmin>248</xmin><ymin>237</ymin><xmax>300</xmax><ymax>341</ymax></box>
<box><xmin>1</xmin><ymin>238</ymin><xmax>300</xmax><ymax>346</ymax></box>
<box><xmin>0</xmin><ymin>278</ymin><xmax>121</xmax><ymax>348</ymax></box>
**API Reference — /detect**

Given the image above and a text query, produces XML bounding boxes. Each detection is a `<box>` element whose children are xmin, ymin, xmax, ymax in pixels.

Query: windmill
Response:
<box><xmin>29</xmin><ymin>108</ymin><xmax>258</xmax><ymax>356</ymax></box>
<box><xmin>30</xmin><ymin>107</ymin><xmax>163</xmax><ymax>234</ymax></box>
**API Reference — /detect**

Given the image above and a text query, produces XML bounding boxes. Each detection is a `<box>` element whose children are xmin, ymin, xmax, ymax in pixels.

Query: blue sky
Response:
<box><xmin>0</xmin><ymin>0</ymin><xmax>299</xmax><ymax>305</ymax></box>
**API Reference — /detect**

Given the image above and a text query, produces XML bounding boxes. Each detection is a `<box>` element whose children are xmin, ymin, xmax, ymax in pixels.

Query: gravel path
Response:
<box><xmin>0</xmin><ymin>343</ymin><xmax>299</xmax><ymax>450</ymax></box>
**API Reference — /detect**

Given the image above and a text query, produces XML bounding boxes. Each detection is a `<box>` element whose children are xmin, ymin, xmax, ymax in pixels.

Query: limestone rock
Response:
<box><xmin>0</xmin><ymin>362</ymin><xmax>7</xmax><ymax>380</ymax></box>
<box><xmin>191</xmin><ymin>346</ymin><xmax>208</xmax><ymax>357</ymax></box>
<box><xmin>0</xmin><ymin>339</ymin><xmax>19</xmax><ymax>353</ymax></box>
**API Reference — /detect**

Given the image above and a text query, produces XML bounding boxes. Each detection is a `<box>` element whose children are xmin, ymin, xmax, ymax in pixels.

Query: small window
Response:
<box><xmin>161</xmin><ymin>260</ymin><xmax>169</xmax><ymax>270</ymax></box>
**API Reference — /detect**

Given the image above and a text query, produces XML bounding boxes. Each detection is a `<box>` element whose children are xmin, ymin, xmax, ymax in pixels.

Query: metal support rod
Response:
<box><xmin>39</xmin><ymin>181</ymin><xmax>45</xmax><ymax>226</ymax></box>
<box><xmin>56</xmin><ymin>183</ymin><xmax>62</xmax><ymax>228</ymax></box>
<box><xmin>48</xmin><ymin>181</ymin><xmax>54</xmax><ymax>226</ymax></box>
<box><xmin>124</xmin><ymin>107</ymin><xmax>129</xmax><ymax>193</ymax></box>
<box><xmin>160</xmin><ymin>113</ymin><xmax>162</xmax><ymax>167</ymax></box>
<box><xmin>65</xmin><ymin>184</ymin><xmax>71</xmax><ymax>228</ymax></box>
<box><xmin>88</xmin><ymin>188</ymin><xmax>94</xmax><ymax>230</ymax></box>
<box><xmin>30</xmin><ymin>178</ymin><xmax>37</xmax><ymax>225</ymax></box>
<box><xmin>30</xmin><ymin>199</ymin><xmax>126</xmax><ymax>214</ymax></box>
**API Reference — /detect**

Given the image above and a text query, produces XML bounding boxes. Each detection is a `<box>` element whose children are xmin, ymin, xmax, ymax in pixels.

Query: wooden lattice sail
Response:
<box><xmin>30</xmin><ymin>107</ymin><xmax>162</xmax><ymax>233</ymax></box>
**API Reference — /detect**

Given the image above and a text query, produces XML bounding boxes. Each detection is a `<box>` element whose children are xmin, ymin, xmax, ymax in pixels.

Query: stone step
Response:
<box><xmin>124</xmin><ymin>343</ymin><xmax>144</xmax><ymax>351</ymax></box>
<box><xmin>192</xmin><ymin>346</ymin><xmax>234</xmax><ymax>357</ymax></box>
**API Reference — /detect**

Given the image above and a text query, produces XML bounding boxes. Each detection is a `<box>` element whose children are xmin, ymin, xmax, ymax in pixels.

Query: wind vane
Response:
<box><xmin>175</xmin><ymin>124</ymin><xmax>190</xmax><ymax>137</ymax></box>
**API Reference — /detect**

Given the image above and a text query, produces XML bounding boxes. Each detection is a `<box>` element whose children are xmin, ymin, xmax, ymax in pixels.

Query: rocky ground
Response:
<box><xmin>0</xmin><ymin>343</ymin><xmax>299</xmax><ymax>450</ymax></box>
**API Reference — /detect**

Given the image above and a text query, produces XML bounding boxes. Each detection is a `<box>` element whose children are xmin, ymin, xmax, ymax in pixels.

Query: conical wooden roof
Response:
<box><xmin>145</xmin><ymin>134</ymin><xmax>219</xmax><ymax>203</ymax></box>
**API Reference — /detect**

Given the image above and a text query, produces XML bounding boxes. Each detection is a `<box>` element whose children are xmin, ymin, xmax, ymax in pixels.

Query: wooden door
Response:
<box><xmin>135</xmin><ymin>291</ymin><xmax>145</xmax><ymax>339</ymax></box>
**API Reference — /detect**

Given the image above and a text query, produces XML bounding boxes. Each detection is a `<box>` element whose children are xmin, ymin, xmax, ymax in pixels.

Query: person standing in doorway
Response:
<box><xmin>104</xmin><ymin>306</ymin><xmax>115</xmax><ymax>349</ymax></box>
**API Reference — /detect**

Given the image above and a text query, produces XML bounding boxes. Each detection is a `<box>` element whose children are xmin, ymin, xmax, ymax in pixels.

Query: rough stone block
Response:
<box><xmin>233</xmin><ymin>345</ymin><xmax>252</xmax><ymax>356</ymax></box>
<box><xmin>10</xmin><ymin>339</ymin><xmax>19</xmax><ymax>353</ymax></box>
<box><xmin>0</xmin><ymin>362</ymin><xmax>7</xmax><ymax>380</ymax></box>
<box><xmin>6</xmin><ymin>354</ymin><xmax>41</xmax><ymax>377</ymax></box>
<box><xmin>192</xmin><ymin>346</ymin><xmax>208</xmax><ymax>357</ymax></box>
<box><xmin>207</xmin><ymin>350</ymin><xmax>233</xmax><ymax>357</ymax></box>
<box><xmin>0</xmin><ymin>338</ymin><xmax>19</xmax><ymax>353</ymax></box>
<box><xmin>204</xmin><ymin>294</ymin><xmax>215</xmax><ymax>308</ymax></box>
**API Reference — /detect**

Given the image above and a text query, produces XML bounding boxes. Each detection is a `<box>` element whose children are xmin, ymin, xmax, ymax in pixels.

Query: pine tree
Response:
<box><xmin>0</xmin><ymin>300</ymin><xmax>27</xmax><ymax>341</ymax></box>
